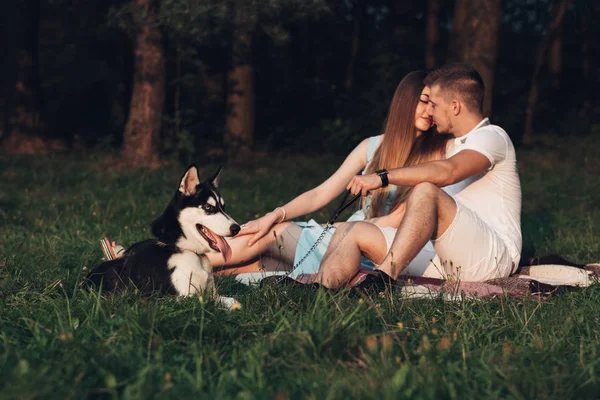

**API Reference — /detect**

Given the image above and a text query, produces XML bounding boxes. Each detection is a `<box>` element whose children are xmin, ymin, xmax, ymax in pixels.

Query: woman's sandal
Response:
<box><xmin>100</xmin><ymin>237</ymin><xmax>125</xmax><ymax>261</ymax></box>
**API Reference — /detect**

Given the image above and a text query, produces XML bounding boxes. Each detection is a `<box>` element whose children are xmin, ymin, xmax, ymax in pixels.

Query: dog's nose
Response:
<box><xmin>230</xmin><ymin>224</ymin><xmax>240</xmax><ymax>236</ymax></box>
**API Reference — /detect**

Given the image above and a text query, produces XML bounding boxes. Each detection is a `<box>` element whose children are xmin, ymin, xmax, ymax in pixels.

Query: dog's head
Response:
<box><xmin>151</xmin><ymin>165</ymin><xmax>240</xmax><ymax>261</ymax></box>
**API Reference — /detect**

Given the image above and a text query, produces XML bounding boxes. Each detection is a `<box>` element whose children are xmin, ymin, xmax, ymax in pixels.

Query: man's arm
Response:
<box><xmin>346</xmin><ymin>150</ymin><xmax>491</xmax><ymax>196</ymax></box>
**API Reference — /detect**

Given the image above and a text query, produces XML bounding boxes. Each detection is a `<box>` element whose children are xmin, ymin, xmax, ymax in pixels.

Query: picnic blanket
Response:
<box><xmin>236</xmin><ymin>256</ymin><xmax>600</xmax><ymax>300</ymax></box>
<box><xmin>336</xmin><ymin>263</ymin><xmax>600</xmax><ymax>300</ymax></box>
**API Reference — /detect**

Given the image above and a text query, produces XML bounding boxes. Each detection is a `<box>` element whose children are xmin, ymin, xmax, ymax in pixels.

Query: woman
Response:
<box><xmin>207</xmin><ymin>70</ymin><xmax>452</xmax><ymax>281</ymax></box>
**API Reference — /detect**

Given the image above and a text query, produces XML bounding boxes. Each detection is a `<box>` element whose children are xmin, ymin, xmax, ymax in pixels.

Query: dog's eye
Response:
<box><xmin>202</xmin><ymin>204</ymin><xmax>216</xmax><ymax>213</ymax></box>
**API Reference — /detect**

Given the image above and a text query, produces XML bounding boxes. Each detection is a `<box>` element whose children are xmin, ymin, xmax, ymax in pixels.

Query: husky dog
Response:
<box><xmin>87</xmin><ymin>165</ymin><xmax>240</xmax><ymax>307</ymax></box>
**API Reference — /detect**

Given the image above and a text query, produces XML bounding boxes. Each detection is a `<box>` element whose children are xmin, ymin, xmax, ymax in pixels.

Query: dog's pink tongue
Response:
<box><xmin>214</xmin><ymin>235</ymin><xmax>232</xmax><ymax>263</ymax></box>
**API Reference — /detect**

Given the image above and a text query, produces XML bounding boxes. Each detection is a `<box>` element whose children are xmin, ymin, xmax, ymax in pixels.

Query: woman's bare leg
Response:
<box><xmin>208</xmin><ymin>222</ymin><xmax>302</xmax><ymax>271</ymax></box>
<box><xmin>316</xmin><ymin>222</ymin><xmax>389</xmax><ymax>288</ymax></box>
<box><xmin>214</xmin><ymin>256</ymin><xmax>292</xmax><ymax>276</ymax></box>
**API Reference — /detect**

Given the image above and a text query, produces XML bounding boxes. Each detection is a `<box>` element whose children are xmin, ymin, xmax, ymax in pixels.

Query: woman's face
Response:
<box><xmin>414</xmin><ymin>86</ymin><xmax>433</xmax><ymax>133</ymax></box>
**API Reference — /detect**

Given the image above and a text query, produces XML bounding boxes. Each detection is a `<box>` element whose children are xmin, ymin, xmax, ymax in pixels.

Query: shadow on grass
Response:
<box><xmin>520</xmin><ymin>211</ymin><xmax>556</xmax><ymax>264</ymax></box>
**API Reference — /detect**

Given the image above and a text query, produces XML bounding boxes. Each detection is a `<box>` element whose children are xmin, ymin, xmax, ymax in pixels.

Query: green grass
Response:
<box><xmin>1</xmin><ymin>134</ymin><xmax>599</xmax><ymax>399</ymax></box>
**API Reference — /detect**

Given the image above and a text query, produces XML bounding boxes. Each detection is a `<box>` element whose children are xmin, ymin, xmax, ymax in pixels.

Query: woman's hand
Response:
<box><xmin>238</xmin><ymin>211</ymin><xmax>281</xmax><ymax>247</ymax></box>
<box><xmin>346</xmin><ymin>174</ymin><xmax>382</xmax><ymax>196</ymax></box>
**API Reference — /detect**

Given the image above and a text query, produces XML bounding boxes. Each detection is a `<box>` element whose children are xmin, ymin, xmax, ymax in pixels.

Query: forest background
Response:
<box><xmin>1</xmin><ymin>0</ymin><xmax>598</xmax><ymax>164</ymax></box>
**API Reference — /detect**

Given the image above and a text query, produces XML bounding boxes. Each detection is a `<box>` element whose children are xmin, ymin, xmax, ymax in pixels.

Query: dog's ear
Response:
<box><xmin>209</xmin><ymin>165</ymin><xmax>223</xmax><ymax>188</ymax></box>
<box><xmin>179</xmin><ymin>164</ymin><xmax>200</xmax><ymax>195</ymax></box>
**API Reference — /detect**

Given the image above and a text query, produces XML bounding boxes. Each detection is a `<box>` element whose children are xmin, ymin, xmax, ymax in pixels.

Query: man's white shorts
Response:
<box><xmin>375</xmin><ymin>201</ymin><xmax>519</xmax><ymax>281</ymax></box>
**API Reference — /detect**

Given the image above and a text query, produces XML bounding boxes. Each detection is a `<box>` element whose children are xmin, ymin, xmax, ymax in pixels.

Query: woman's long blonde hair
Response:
<box><xmin>365</xmin><ymin>71</ymin><xmax>451</xmax><ymax>218</ymax></box>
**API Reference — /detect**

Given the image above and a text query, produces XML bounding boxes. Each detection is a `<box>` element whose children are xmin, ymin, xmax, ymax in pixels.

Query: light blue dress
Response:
<box><xmin>291</xmin><ymin>136</ymin><xmax>397</xmax><ymax>276</ymax></box>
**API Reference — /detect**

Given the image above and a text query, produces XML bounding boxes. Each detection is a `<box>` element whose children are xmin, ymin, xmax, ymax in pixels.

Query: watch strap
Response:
<box><xmin>375</xmin><ymin>169</ymin><xmax>389</xmax><ymax>188</ymax></box>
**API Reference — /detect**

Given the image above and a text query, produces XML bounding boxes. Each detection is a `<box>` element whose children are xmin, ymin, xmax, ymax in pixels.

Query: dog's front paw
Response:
<box><xmin>217</xmin><ymin>296</ymin><xmax>242</xmax><ymax>311</ymax></box>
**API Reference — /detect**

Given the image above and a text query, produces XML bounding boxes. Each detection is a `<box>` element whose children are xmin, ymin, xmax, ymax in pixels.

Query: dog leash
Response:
<box><xmin>271</xmin><ymin>190</ymin><xmax>361</xmax><ymax>284</ymax></box>
<box><xmin>327</xmin><ymin>190</ymin><xmax>361</xmax><ymax>225</ymax></box>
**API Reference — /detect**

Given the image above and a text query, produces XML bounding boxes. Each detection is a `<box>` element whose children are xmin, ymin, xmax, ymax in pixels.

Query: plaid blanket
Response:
<box><xmin>292</xmin><ymin>263</ymin><xmax>600</xmax><ymax>300</ymax></box>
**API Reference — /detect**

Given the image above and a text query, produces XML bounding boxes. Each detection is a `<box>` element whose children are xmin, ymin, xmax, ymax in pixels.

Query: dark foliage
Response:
<box><xmin>1</xmin><ymin>0</ymin><xmax>598</xmax><ymax>157</ymax></box>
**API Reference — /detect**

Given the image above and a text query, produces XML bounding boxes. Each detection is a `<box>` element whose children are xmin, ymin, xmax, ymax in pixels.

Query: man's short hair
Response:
<box><xmin>425</xmin><ymin>63</ymin><xmax>485</xmax><ymax>113</ymax></box>
<box><xmin>423</xmin><ymin>66</ymin><xmax>446</xmax><ymax>87</ymax></box>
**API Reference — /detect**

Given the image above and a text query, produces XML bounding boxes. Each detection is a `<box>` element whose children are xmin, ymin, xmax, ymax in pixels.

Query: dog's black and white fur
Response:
<box><xmin>87</xmin><ymin>165</ymin><xmax>240</xmax><ymax>307</ymax></box>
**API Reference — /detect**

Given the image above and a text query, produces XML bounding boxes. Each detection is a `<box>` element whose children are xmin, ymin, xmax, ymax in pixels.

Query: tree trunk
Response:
<box><xmin>548</xmin><ymin>16</ymin><xmax>564</xmax><ymax>89</ymax></box>
<box><xmin>0</xmin><ymin>0</ymin><xmax>11</xmax><ymax>140</ymax></box>
<box><xmin>448</xmin><ymin>0</ymin><xmax>468</xmax><ymax>60</ymax></box>
<box><xmin>580</xmin><ymin>13</ymin><xmax>589</xmax><ymax>84</ymax></box>
<box><xmin>2</xmin><ymin>0</ymin><xmax>48</xmax><ymax>154</ymax></box>
<box><xmin>425</xmin><ymin>0</ymin><xmax>441</xmax><ymax>70</ymax></box>
<box><xmin>225</xmin><ymin>30</ymin><xmax>254</xmax><ymax>156</ymax></box>
<box><xmin>344</xmin><ymin>0</ymin><xmax>362</xmax><ymax>91</ymax></box>
<box><xmin>522</xmin><ymin>0</ymin><xmax>569</xmax><ymax>145</ymax></box>
<box><xmin>580</xmin><ymin>12</ymin><xmax>591</xmax><ymax>117</ymax></box>
<box><xmin>122</xmin><ymin>0</ymin><xmax>166</xmax><ymax>166</ymax></box>
<box><xmin>449</xmin><ymin>0</ymin><xmax>502</xmax><ymax>117</ymax></box>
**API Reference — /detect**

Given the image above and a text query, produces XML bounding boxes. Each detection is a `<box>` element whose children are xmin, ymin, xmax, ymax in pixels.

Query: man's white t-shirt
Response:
<box><xmin>443</xmin><ymin>118</ymin><xmax>522</xmax><ymax>260</ymax></box>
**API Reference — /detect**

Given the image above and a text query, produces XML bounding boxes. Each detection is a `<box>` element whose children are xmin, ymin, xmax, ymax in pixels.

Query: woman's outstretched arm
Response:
<box><xmin>240</xmin><ymin>137</ymin><xmax>373</xmax><ymax>246</ymax></box>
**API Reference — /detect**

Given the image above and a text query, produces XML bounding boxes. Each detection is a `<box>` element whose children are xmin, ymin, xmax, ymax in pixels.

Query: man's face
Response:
<box><xmin>427</xmin><ymin>85</ymin><xmax>453</xmax><ymax>134</ymax></box>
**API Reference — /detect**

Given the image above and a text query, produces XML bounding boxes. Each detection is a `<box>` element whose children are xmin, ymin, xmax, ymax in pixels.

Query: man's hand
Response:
<box><xmin>346</xmin><ymin>174</ymin><xmax>382</xmax><ymax>196</ymax></box>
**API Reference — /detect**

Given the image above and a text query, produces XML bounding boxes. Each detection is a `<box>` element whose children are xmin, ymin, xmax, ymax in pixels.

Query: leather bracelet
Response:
<box><xmin>375</xmin><ymin>169</ymin><xmax>389</xmax><ymax>188</ymax></box>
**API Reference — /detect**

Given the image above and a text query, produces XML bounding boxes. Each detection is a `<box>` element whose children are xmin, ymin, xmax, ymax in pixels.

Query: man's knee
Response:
<box><xmin>319</xmin><ymin>271</ymin><xmax>346</xmax><ymax>289</ymax></box>
<box><xmin>409</xmin><ymin>183</ymin><xmax>456</xmax><ymax>217</ymax></box>
<box><xmin>412</xmin><ymin>182</ymin><xmax>440</xmax><ymax>197</ymax></box>
<box><xmin>329</xmin><ymin>222</ymin><xmax>360</xmax><ymax>244</ymax></box>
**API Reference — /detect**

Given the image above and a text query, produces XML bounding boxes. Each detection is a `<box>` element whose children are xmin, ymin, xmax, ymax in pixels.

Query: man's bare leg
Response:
<box><xmin>207</xmin><ymin>222</ymin><xmax>302</xmax><ymax>270</ymax></box>
<box><xmin>377</xmin><ymin>182</ymin><xmax>457</xmax><ymax>279</ymax></box>
<box><xmin>316</xmin><ymin>222</ymin><xmax>389</xmax><ymax>288</ymax></box>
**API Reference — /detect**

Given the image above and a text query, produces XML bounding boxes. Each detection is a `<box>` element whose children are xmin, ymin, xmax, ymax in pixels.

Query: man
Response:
<box><xmin>316</xmin><ymin>63</ymin><xmax>522</xmax><ymax>289</ymax></box>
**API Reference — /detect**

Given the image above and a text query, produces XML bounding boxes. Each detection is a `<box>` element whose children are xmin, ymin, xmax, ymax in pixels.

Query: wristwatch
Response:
<box><xmin>375</xmin><ymin>169</ymin><xmax>389</xmax><ymax>188</ymax></box>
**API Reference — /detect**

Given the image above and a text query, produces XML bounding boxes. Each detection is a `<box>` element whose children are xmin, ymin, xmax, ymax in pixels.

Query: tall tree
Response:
<box><xmin>425</xmin><ymin>0</ymin><xmax>441</xmax><ymax>70</ymax></box>
<box><xmin>122</xmin><ymin>0</ymin><xmax>166</xmax><ymax>166</ymax></box>
<box><xmin>344</xmin><ymin>0</ymin><xmax>363</xmax><ymax>91</ymax></box>
<box><xmin>548</xmin><ymin>9</ymin><xmax>565</xmax><ymax>89</ymax></box>
<box><xmin>448</xmin><ymin>0</ymin><xmax>502</xmax><ymax>117</ymax></box>
<box><xmin>222</xmin><ymin>1</ymin><xmax>328</xmax><ymax>157</ymax></box>
<box><xmin>522</xmin><ymin>0</ymin><xmax>569</xmax><ymax>145</ymax></box>
<box><xmin>153</xmin><ymin>0</ymin><xmax>328</xmax><ymax>158</ymax></box>
<box><xmin>225</xmin><ymin>6</ymin><xmax>254</xmax><ymax>156</ymax></box>
<box><xmin>2</xmin><ymin>0</ymin><xmax>47</xmax><ymax>154</ymax></box>
<box><xmin>0</xmin><ymin>1</ymin><xmax>13</xmax><ymax>141</ymax></box>
<box><xmin>579</xmin><ymin>8</ymin><xmax>592</xmax><ymax>116</ymax></box>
